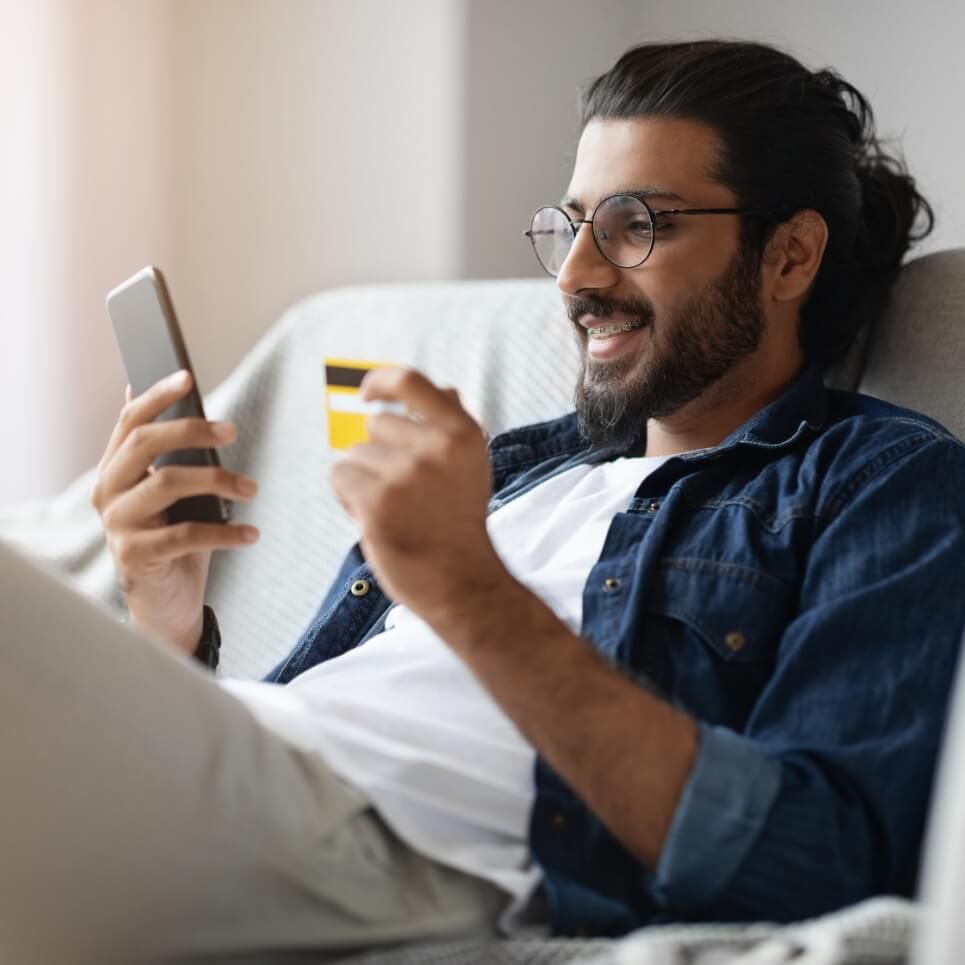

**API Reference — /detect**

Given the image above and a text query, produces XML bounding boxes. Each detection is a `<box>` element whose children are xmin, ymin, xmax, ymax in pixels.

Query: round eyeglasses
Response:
<box><xmin>524</xmin><ymin>194</ymin><xmax>761</xmax><ymax>277</ymax></box>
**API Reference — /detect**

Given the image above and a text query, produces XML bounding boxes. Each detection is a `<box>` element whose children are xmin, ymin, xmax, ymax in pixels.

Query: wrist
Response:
<box><xmin>177</xmin><ymin>609</ymin><xmax>206</xmax><ymax>656</ymax></box>
<box><xmin>128</xmin><ymin>605</ymin><xmax>205</xmax><ymax>658</ymax></box>
<box><xmin>423</xmin><ymin>557</ymin><xmax>535</xmax><ymax>654</ymax></box>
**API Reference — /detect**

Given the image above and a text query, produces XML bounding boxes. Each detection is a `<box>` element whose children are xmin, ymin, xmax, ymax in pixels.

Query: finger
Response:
<box><xmin>99</xmin><ymin>418</ymin><xmax>236</xmax><ymax>504</ymax></box>
<box><xmin>364</xmin><ymin>412</ymin><xmax>429</xmax><ymax>448</ymax></box>
<box><xmin>367</xmin><ymin>397</ymin><xmax>489</xmax><ymax>446</ymax></box>
<box><xmin>114</xmin><ymin>521</ymin><xmax>260</xmax><ymax>567</ymax></box>
<box><xmin>330</xmin><ymin>458</ymin><xmax>382</xmax><ymax>520</ymax></box>
<box><xmin>104</xmin><ymin>466</ymin><xmax>257</xmax><ymax>529</ymax></box>
<box><xmin>359</xmin><ymin>367</ymin><xmax>468</xmax><ymax>430</ymax></box>
<box><xmin>102</xmin><ymin>370</ymin><xmax>195</xmax><ymax>466</ymax></box>
<box><xmin>341</xmin><ymin>441</ymin><xmax>419</xmax><ymax>481</ymax></box>
<box><xmin>125</xmin><ymin>385</ymin><xmax>133</xmax><ymax>403</ymax></box>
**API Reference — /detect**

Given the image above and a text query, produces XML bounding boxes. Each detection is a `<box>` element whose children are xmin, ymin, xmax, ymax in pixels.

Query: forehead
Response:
<box><xmin>564</xmin><ymin>116</ymin><xmax>731</xmax><ymax>209</ymax></box>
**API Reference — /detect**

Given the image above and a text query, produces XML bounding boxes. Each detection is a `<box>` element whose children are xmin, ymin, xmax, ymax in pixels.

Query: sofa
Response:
<box><xmin>1</xmin><ymin>249</ymin><xmax>964</xmax><ymax>963</ymax></box>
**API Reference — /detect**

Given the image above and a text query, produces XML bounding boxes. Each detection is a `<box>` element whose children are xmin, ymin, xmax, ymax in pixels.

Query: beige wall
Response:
<box><xmin>1</xmin><ymin>0</ymin><xmax>177</xmax><ymax>502</ymax></box>
<box><xmin>616</xmin><ymin>0</ymin><xmax>965</xmax><ymax>255</ymax></box>
<box><xmin>166</xmin><ymin>0</ymin><xmax>464</xmax><ymax>391</ymax></box>
<box><xmin>1</xmin><ymin>0</ymin><xmax>465</xmax><ymax>503</ymax></box>
<box><xmin>2</xmin><ymin>0</ymin><xmax>963</xmax><ymax>503</ymax></box>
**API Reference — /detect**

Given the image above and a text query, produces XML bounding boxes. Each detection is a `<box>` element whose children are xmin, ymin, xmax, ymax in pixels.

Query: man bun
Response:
<box><xmin>803</xmin><ymin>69</ymin><xmax>934</xmax><ymax>363</ymax></box>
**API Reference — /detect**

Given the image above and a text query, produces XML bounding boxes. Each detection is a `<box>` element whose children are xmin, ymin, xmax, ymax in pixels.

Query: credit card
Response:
<box><xmin>324</xmin><ymin>358</ymin><xmax>404</xmax><ymax>450</ymax></box>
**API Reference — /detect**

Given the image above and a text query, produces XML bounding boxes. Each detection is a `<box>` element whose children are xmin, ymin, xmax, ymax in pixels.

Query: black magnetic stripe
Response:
<box><xmin>325</xmin><ymin>365</ymin><xmax>369</xmax><ymax>389</ymax></box>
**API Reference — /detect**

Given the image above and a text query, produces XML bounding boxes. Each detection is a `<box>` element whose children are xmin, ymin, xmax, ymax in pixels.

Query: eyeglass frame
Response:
<box><xmin>523</xmin><ymin>193</ymin><xmax>766</xmax><ymax>276</ymax></box>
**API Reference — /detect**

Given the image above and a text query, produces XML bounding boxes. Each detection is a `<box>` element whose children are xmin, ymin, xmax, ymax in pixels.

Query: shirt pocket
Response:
<box><xmin>639</xmin><ymin>557</ymin><xmax>793</xmax><ymax>728</ymax></box>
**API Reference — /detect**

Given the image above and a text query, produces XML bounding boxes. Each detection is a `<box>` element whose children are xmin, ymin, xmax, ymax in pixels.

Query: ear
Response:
<box><xmin>762</xmin><ymin>210</ymin><xmax>829</xmax><ymax>305</ymax></box>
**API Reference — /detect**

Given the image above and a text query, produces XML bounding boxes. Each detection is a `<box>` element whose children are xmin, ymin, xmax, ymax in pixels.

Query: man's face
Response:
<box><xmin>558</xmin><ymin>117</ymin><xmax>766</xmax><ymax>449</ymax></box>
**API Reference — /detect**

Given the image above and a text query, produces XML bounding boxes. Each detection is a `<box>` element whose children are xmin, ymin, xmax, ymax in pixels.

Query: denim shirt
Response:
<box><xmin>266</xmin><ymin>364</ymin><xmax>965</xmax><ymax>937</ymax></box>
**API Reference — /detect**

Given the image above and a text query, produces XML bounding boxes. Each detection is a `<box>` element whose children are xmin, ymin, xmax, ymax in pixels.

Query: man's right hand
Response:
<box><xmin>91</xmin><ymin>370</ymin><xmax>260</xmax><ymax>656</ymax></box>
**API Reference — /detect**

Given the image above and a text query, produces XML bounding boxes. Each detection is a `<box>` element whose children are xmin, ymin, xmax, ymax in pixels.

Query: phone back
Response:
<box><xmin>107</xmin><ymin>267</ymin><xmax>230</xmax><ymax>524</ymax></box>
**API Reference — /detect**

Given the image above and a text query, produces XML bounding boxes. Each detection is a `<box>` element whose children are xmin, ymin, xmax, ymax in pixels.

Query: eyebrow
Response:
<box><xmin>560</xmin><ymin>187</ymin><xmax>687</xmax><ymax>214</ymax></box>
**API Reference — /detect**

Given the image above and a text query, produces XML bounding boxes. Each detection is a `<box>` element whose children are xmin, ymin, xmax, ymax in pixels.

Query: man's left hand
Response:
<box><xmin>329</xmin><ymin>367</ymin><xmax>512</xmax><ymax>626</ymax></box>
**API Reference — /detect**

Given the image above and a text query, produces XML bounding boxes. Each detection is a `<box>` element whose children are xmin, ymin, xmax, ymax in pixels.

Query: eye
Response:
<box><xmin>625</xmin><ymin>219</ymin><xmax>654</xmax><ymax>238</ymax></box>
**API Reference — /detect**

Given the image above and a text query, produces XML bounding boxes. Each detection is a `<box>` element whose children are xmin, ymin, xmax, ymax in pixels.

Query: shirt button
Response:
<box><xmin>724</xmin><ymin>631</ymin><xmax>747</xmax><ymax>652</ymax></box>
<box><xmin>551</xmin><ymin>813</ymin><xmax>567</xmax><ymax>830</ymax></box>
<box><xmin>350</xmin><ymin>579</ymin><xmax>371</xmax><ymax>598</ymax></box>
<box><xmin>603</xmin><ymin>577</ymin><xmax>621</xmax><ymax>592</ymax></box>
<box><xmin>646</xmin><ymin>500</ymin><xmax>660</xmax><ymax>513</ymax></box>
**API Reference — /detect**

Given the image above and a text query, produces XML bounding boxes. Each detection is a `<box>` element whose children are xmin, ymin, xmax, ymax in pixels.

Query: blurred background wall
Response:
<box><xmin>2</xmin><ymin>0</ymin><xmax>963</xmax><ymax>503</ymax></box>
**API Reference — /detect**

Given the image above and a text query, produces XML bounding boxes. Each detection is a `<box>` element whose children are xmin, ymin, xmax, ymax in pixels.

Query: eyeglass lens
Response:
<box><xmin>528</xmin><ymin>195</ymin><xmax>655</xmax><ymax>276</ymax></box>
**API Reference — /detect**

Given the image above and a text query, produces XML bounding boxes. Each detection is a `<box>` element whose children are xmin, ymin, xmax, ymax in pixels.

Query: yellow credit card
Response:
<box><xmin>324</xmin><ymin>358</ymin><xmax>403</xmax><ymax>450</ymax></box>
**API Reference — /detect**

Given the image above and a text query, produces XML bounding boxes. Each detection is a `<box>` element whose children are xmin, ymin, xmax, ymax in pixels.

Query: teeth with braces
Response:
<box><xmin>586</xmin><ymin>320</ymin><xmax>643</xmax><ymax>337</ymax></box>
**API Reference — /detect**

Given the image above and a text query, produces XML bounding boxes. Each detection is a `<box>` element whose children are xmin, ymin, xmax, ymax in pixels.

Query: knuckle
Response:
<box><xmin>366</xmin><ymin>413</ymin><xmax>386</xmax><ymax>436</ymax></box>
<box><xmin>152</xmin><ymin>465</ymin><xmax>178</xmax><ymax>491</ymax></box>
<box><xmin>160</xmin><ymin>522</ymin><xmax>191</xmax><ymax>551</ymax></box>
<box><xmin>100</xmin><ymin>502</ymin><xmax>120</xmax><ymax>532</ymax></box>
<box><xmin>127</xmin><ymin>425</ymin><xmax>147</xmax><ymax>450</ymax></box>
<box><xmin>112</xmin><ymin>535</ymin><xmax>136</xmax><ymax>569</ymax></box>
<box><xmin>396</xmin><ymin>368</ymin><xmax>417</xmax><ymax>391</ymax></box>
<box><xmin>224</xmin><ymin>470</ymin><xmax>246</xmax><ymax>492</ymax></box>
<box><xmin>118</xmin><ymin>402</ymin><xmax>137</xmax><ymax>431</ymax></box>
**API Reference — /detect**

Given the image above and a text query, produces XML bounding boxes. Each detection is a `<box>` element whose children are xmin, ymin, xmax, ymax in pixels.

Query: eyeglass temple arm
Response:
<box><xmin>651</xmin><ymin>207</ymin><xmax>762</xmax><ymax>217</ymax></box>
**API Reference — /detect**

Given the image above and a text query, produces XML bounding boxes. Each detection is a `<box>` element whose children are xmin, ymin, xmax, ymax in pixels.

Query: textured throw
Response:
<box><xmin>334</xmin><ymin>897</ymin><xmax>917</xmax><ymax>964</ymax></box>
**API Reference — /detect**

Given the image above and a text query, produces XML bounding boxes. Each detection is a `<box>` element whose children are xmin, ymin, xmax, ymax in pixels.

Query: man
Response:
<box><xmin>3</xmin><ymin>39</ymin><xmax>965</xmax><ymax>963</ymax></box>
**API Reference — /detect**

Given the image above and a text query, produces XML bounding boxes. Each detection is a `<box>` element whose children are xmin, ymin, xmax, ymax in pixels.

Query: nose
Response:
<box><xmin>555</xmin><ymin>221</ymin><xmax>622</xmax><ymax>297</ymax></box>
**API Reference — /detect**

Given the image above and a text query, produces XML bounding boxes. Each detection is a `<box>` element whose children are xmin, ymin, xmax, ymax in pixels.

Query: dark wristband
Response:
<box><xmin>193</xmin><ymin>605</ymin><xmax>221</xmax><ymax>671</ymax></box>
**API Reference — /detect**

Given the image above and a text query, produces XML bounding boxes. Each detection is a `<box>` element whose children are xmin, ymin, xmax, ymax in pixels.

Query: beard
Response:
<box><xmin>571</xmin><ymin>245</ymin><xmax>766</xmax><ymax>451</ymax></box>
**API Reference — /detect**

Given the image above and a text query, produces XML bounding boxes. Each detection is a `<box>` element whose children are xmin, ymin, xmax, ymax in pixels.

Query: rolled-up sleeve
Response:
<box><xmin>653</xmin><ymin>724</ymin><xmax>782</xmax><ymax>909</ymax></box>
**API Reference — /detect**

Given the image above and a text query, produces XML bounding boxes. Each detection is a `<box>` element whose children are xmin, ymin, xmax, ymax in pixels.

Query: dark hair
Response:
<box><xmin>580</xmin><ymin>40</ymin><xmax>934</xmax><ymax>367</ymax></box>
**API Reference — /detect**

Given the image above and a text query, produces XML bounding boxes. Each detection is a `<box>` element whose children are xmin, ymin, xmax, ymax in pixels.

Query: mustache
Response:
<box><xmin>566</xmin><ymin>294</ymin><xmax>656</xmax><ymax>328</ymax></box>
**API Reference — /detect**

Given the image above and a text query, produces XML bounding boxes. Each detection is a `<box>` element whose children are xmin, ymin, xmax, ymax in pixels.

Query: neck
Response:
<box><xmin>644</xmin><ymin>356</ymin><xmax>805</xmax><ymax>458</ymax></box>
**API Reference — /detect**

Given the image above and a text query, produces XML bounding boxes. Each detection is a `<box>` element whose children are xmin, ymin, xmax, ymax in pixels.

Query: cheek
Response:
<box><xmin>642</xmin><ymin>227</ymin><xmax>739</xmax><ymax>300</ymax></box>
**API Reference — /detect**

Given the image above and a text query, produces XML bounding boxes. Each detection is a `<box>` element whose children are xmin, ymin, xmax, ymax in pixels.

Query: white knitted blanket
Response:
<box><xmin>332</xmin><ymin>896</ymin><xmax>918</xmax><ymax>964</ymax></box>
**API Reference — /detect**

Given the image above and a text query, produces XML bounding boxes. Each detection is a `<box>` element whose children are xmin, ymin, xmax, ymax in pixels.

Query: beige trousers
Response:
<box><xmin>0</xmin><ymin>541</ymin><xmax>504</xmax><ymax>964</ymax></box>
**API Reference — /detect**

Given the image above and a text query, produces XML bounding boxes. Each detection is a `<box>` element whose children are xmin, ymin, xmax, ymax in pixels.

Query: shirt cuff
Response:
<box><xmin>651</xmin><ymin>723</ymin><xmax>783</xmax><ymax>912</ymax></box>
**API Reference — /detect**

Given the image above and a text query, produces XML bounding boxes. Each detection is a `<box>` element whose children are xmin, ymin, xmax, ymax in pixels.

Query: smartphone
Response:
<box><xmin>106</xmin><ymin>266</ymin><xmax>232</xmax><ymax>526</ymax></box>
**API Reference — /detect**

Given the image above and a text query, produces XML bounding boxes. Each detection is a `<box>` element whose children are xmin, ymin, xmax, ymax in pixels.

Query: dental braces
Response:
<box><xmin>586</xmin><ymin>320</ymin><xmax>644</xmax><ymax>337</ymax></box>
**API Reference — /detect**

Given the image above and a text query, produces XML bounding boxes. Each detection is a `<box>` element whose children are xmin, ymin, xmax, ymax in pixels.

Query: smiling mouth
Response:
<box><xmin>585</xmin><ymin>319</ymin><xmax>648</xmax><ymax>338</ymax></box>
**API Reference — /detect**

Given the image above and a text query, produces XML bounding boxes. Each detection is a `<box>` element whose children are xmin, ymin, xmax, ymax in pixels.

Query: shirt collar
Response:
<box><xmin>709</xmin><ymin>362</ymin><xmax>828</xmax><ymax>454</ymax></box>
<box><xmin>490</xmin><ymin>363</ymin><xmax>829</xmax><ymax>470</ymax></box>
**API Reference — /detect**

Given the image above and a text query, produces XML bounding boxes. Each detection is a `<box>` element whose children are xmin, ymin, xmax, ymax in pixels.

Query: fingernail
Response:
<box><xmin>212</xmin><ymin>421</ymin><xmax>235</xmax><ymax>440</ymax></box>
<box><xmin>236</xmin><ymin>476</ymin><xmax>257</xmax><ymax>496</ymax></box>
<box><xmin>242</xmin><ymin>526</ymin><xmax>260</xmax><ymax>543</ymax></box>
<box><xmin>170</xmin><ymin>370</ymin><xmax>190</xmax><ymax>387</ymax></box>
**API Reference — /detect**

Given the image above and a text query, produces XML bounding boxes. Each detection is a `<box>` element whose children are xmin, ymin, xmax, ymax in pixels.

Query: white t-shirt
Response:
<box><xmin>224</xmin><ymin>452</ymin><xmax>672</xmax><ymax>916</ymax></box>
